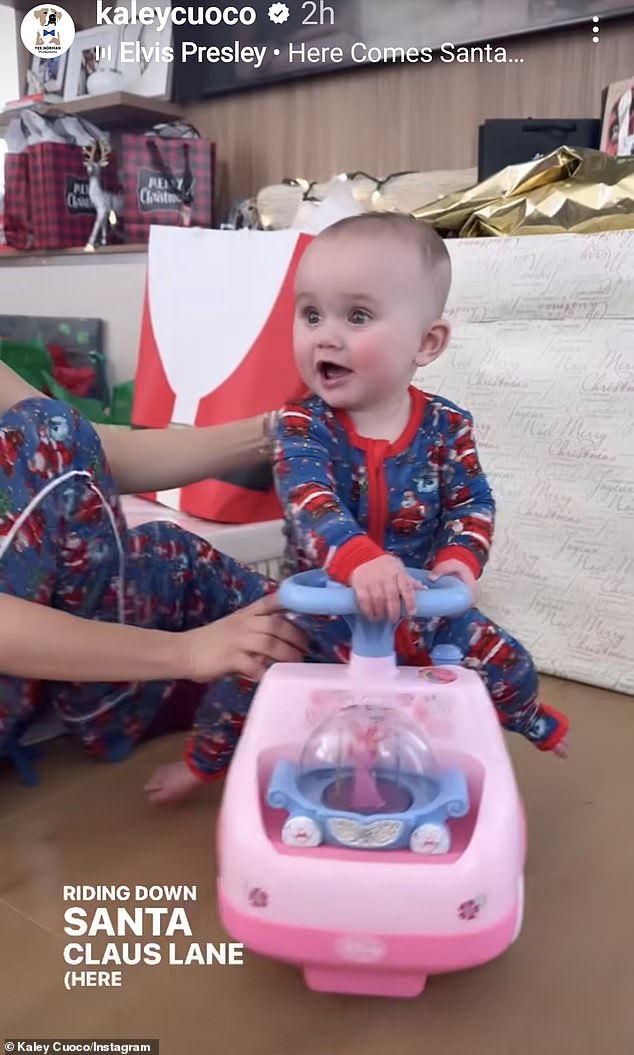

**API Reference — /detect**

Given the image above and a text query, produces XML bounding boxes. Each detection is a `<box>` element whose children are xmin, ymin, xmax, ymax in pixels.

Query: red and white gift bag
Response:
<box><xmin>132</xmin><ymin>226</ymin><xmax>313</xmax><ymax>524</ymax></box>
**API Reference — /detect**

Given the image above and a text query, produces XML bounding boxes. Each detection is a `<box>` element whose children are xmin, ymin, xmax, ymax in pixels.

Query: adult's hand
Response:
<box><xmin>179</xmin><ymin>592</ymin><xmax>308</xmax><ymax>684</ymax></box>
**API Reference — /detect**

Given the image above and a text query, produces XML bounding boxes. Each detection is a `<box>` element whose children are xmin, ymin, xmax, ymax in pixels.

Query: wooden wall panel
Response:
<box><xmin>181</xmin><ymin>17</ymin><xmax>634</xmax><ymax>206</ymax></box>
<box><xmin>9</xmin><ymin>6</ymin><xmax>633</xmax><ymax>212</ymax></box>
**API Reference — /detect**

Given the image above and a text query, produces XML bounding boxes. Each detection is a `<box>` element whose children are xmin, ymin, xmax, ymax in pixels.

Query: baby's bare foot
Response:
<box><xmin>553</xmin><ymin>736</ymin><xmax>569</xmax><ymax>759</ymax></box>
<box><xmin>144</xmin><ymin>761</ymin><xmax>201</xmax><ymax>805</ymax></box>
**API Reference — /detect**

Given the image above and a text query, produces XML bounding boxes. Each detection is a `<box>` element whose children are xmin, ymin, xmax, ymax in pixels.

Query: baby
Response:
<box><xmin>272</xmin><ymin>211</ymin><xmax>569</xmax><ymax>756</ymax></box>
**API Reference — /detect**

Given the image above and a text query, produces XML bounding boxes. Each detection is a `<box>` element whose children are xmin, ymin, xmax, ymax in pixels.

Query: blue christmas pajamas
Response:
<box><xmin>271</xmin><ymin>389</ymin><xmax>568</xmax><ymax>756</ymax></box>
<box><xmin>0</xmin><ymin>397</ymin><xmax>565</xmax><ymax>786</ymax></box>
<box><xmin>0</xmin><ymin>398</ymin><xmax>274</xmax><ymax>780</ymax></box>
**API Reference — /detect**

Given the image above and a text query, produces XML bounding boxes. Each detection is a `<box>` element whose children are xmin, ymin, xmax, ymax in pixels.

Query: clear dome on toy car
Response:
<box><xmin>298</xmin><ymin>704</ymin><xmax>439</xmax><ymax>815</ymax></box>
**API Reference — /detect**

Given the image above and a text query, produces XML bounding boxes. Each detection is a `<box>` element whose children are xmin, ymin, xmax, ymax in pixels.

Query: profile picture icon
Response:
<box><xmin>20</xmin><ymin>5</ymin><xmax>75</xmax><ymax>58</ymax></box>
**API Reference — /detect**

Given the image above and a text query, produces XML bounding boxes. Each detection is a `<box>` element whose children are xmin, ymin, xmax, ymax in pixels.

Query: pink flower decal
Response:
<box><xmin>458</xmin><ymin>897</ymin><xmax>485</xmax><ymax>920</ymax></box>
<box><xmin>419</xmin><ymin>668</ymin><xmax>457</xmax><ymax>683</ymax></box>
<box><xmin>248</xmin><ymin>887</ymin><xmax>269</xmax><ymax>908</ymax></box>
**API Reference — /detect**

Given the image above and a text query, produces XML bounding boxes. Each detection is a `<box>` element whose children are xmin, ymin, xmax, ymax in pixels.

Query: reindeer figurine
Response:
<box><xmin>82</xmin><ymin>140</ymin><xmax>123</xmax><ymax>251</ymax></box>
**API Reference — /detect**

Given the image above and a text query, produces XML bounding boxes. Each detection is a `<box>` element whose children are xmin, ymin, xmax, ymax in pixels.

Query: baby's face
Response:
<box><xmin>293</xmin><ymin>232</ymin><xmax>439</xmax><ymax>412</ymax></box>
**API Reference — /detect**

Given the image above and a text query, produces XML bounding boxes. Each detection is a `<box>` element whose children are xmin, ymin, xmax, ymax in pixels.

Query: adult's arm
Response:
<box><xmin>98</xmin><ymin>414</ymin><xmax>270</xmax><ymax>495</ymax></box>
<box><xmin>0</xmin><ymin>362</ymin><xmax>272</xmax><ymax>494</ymax></box>
<box><xmin>0</xmin><ymin>592</ymin><xmax>305</xmax><ymax>685</ymax></box>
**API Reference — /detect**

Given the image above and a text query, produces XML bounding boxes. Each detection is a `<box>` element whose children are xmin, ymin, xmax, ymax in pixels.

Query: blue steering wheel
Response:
<box><xmin>278</xmin><ymin>568</ymin><xmax>471</xmax><ymax>658</ymax></box>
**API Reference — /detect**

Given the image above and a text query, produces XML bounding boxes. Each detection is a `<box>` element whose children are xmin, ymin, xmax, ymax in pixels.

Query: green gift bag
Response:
<box><xmin>0</xmin><ymin>339</ymin><xmax>134</xmax><ymax>426</ymax></box>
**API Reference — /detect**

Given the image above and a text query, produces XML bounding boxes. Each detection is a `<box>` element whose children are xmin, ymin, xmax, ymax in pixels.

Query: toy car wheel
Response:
<box><xmin>409</xmin><ymin>822</ymin><xmax>450</xmax><ymax>855</ymax></box>
<box><xmin>511</xmin><ymin>876</ymin><xmax>525</xmax><ymax>943</ymax></box>
<box><xmin>282</xmin><ymin>815</ymin><xmax>322</xmax><ymax>848</ymax></box>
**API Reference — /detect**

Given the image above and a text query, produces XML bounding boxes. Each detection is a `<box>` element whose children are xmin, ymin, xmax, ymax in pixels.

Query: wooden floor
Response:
<box><xmin>1</xmin><ymin>675</ymin><xmax>632</xmax><ymax>1055</ymax></box>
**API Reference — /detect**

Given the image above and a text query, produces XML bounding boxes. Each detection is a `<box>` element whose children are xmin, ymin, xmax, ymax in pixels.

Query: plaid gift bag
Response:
<box><xmin>121</xmin><ymin>134</ymin><xmax>215</xmax><ymax>242</ymax></box>
<box><xmin>3</xmin><ymin>152</ymin><xmax>32</xmax><ymax>250</ymax></box>
<box><xmin>27</xmin><ymin>141</ymin><xmax>120</xmax><ymax>250</ymax></box>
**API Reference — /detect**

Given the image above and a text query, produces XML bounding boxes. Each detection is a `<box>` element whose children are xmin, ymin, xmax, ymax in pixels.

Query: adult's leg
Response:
<box><xmin>0</xmin><ymin>398</ymin><xmax>128</xmax><ymax>758</ymax></box>
<box><xmin>140</xmin><ymin>536</ymin><xmax>286</xmax><ymax>802</ymax></box>
<box><xmin>0</xmin><ymin>399</ymin><xmax>345</xmax><ymax>783</ymax></box>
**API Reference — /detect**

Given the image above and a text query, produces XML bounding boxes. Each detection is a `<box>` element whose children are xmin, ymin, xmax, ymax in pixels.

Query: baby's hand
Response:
<box><xmin>350</xmin><ymin>554</ymin><xmax>423</xmax><ymax>622</ymax></box>
<box><xmin>428</xmin><ymin>559</ymin><xmax>477</xmax><ymax>605</ymax></box>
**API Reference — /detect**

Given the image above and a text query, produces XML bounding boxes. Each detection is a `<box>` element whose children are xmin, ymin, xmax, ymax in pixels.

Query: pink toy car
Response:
<box><xmin>217</xmin><ymin>569</ymin><xmax>526</xmax><ymax>998</ymax></box>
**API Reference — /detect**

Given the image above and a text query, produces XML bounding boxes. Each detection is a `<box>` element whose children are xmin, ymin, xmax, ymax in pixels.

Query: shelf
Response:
<box><xmin>0</xmin><ymin>244</ymin><xmax>149</xmax><ymax>264</ymax></box>
<box><xmin>0</xmin><ymin>92</ymin><xmax>183</xmax><ymax>132</ymax></box>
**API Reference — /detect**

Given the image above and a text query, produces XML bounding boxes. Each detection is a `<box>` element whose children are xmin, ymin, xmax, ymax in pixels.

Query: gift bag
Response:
<box><xmin>0</xmin><ymin>338</ymin><xmax>134</xmax><ymax>425</ymax></box>
<box><xmin>121</xmin><ymin>133</ymin><xmax>215</xmax><ymax>242</ymax></box>
<box><xmin>2</xmin><ymin>111</ymin><xmax>119</xmax><ymax>250</ymax></box>
<box><xmin>27</xmin><ymin>141</ymin><xmax>120</xmax><ymax>249</ymax></box>
<box><xmin>3</xmin><ymin>152</ymin><xmax>31</xmax><ymax>249</ymax></box>
<box><xmin>477</xmin><ymin>118</ymin><xmax>601</xmax><ymax>181</ymax></box>
<box><xmin>0</xmin><ymin>314</ymin><xmax>109</xmax><ymax>402</ymax></box>
<box><xmin>132</xmin><ymin>226</ymin><xmax>313</xmax><ymax>524</ymax></box>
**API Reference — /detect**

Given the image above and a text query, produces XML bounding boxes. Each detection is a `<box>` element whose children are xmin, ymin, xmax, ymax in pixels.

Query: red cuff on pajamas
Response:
<box><xmin>433</xmin><ymin>545</ymin><xmax>482</xmax><ymax>579</ymax></box>
<box><xmin>328</xmin><ymin>536</ymin><xmax>387</xmax><ymax>584</ymax></box>
<box><xmin>535</xmin><ymin>704</ymin><xmax>569</xmax><ymax>752</ymax></box>
<box><xmin>184</xmin><ymin>742</ymin><xmax>229</xmax><ymax>783</ymax></box>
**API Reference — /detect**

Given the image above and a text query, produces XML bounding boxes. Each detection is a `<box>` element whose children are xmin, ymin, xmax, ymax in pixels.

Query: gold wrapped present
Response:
<box><xmin>371</xmin><ymin>168</ymin><xmax>478</xmax><ymax>214</ymax></box>
<box><xmin>413</xmin><ymin>147</ymin><xmax>634</xmax><ymax>236</ymax></box>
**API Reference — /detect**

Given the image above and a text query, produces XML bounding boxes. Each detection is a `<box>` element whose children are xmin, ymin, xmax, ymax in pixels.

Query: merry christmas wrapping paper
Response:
<box><xmin>132</xmin><ymin>224</ymin><xmax>632</xmax><ymax>693</ymax></box>
<box><xmin>420</xmin><ymin>229</ymin><xmax>633</xmax><ymax>695</ymax></box>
